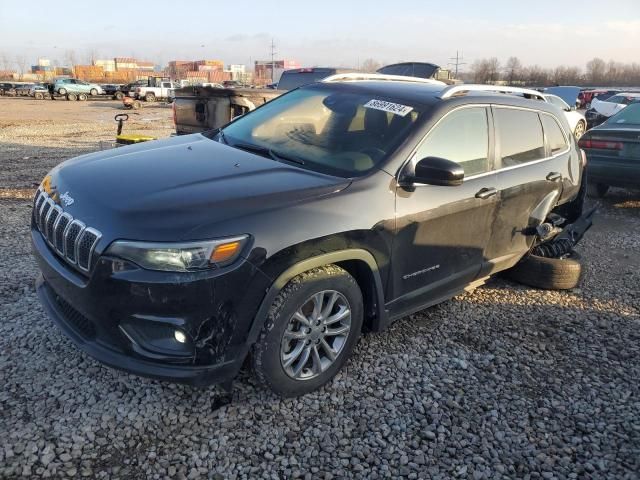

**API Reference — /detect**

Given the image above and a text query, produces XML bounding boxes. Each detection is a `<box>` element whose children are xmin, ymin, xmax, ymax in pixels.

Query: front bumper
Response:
<box><xmin>32</xmin><ymin>226</ymin><xmax>271</xmax><ymax>387</ymax></box>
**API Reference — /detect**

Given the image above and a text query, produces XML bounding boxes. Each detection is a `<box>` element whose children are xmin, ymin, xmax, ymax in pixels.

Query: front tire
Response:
<box><xmin>252</xmin><ymin>265</ymin><xmax>363</xmax><ymax>397</ymax></box>
<box><xmin>58</xmin><ymin>88</ymin><xmax>67</xmax><ymax>95</ymax></box>
<box><xmin>144</xmin><ymin>92</ymin><xmax>155</xmax><ymax>102</ymax></box>
<box><xmin>66</xmin><ymin>93</ymin><xmax>77</xmax><ymax>101</ymax></box>
<box><xmin>90</xmin><ymin>88</ymin><xmax>98</xmax><ymax>96</ymax></box>
<box><xmin>114</xmin><ymin>91</ymin><xmax>124</xmax><ymax>100</ymax></box>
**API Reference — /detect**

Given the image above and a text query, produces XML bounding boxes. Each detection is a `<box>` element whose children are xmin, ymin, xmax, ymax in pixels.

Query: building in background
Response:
<box><xmin>114</xmin><ymin>57</ymin><xmax>138</xmax><ymax>70</ymax></box>
<box><xmin>254</xmin><ymin>59</ymin><xmax>300</xmax><ymax>84</ymax></box>
<box><xmin>95</xmin><ymin>59</ymin><xmax>116</xmax><ymax>72</ymax></box>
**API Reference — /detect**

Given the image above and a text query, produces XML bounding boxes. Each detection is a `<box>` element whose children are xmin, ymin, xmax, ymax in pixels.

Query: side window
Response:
<box><xmin>416</xmin><ymin>107</ymin><xmax>489</xmax><ymax>176</ymax></box>
<box><xmin>494</xmin><ymin>108</ymin><xmax>545</xmax><ymax>167</ymax></box>
<box><xmin>548</xmin><ymin>96</ymin><xmax>568</xmax><ymax>110</ymax></box>
<box><xmin>541</xmin><ymin>115</ymin><xmax>569</xmax><ymax>155</ymax></box>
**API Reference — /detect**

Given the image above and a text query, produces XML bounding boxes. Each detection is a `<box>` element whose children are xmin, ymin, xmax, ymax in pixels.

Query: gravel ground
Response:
<box><xmin>1</xmin><ymin>97</ymin><xmax>639</xmax><ymax>479</ymax></box>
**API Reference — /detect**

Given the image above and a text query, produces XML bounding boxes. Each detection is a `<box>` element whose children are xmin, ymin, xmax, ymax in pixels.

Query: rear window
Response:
<box><xmin>606</xmin><ymin>104</ymin><xmax>640</xmax><ymax>125</ymax></box>
<box><xmin>277</xmin><ymin>70</ymin><xmax>335</xmax><ymax>90</ymax></box>
<box><xmin>494</xmin><ymin>108</ymin><xmax>545</xmax><ymax>166</ymax></box>
<box><xmin>377</xmin><ymin>63</ymin><xmax>439</xmax><ymax>79</ymax></box>
<box><xmin>541</xmin><ymin>115</ymin><xmax>569</xmax><ymax>154</ymax></box>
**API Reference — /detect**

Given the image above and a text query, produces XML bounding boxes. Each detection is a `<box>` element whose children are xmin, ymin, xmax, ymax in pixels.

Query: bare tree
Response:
<box><xmin>504</xmin><ymin>56</ymin><xmax>522</xmax><ymax>85</ymax></box>
<box><xmin>15</xmin><ymin>55</ymin><xmax>27</xmax><ymax>80</ymax></box>
<box><xmin>522</xmin><ymin>65</ymin><xmax>550</xmax><ymax>86</ymax></box>
<box><xmin>585</xmin><ymin>58</ymin><xmax>606</xmax><ymax>85</ymax></box>
<box><xmin>64</xmin><ymin>49</ymin><xmax>77</xmax><ymax>69</ymax></box>
<box><xmin>471</xmin><ymin>57</ymin><xmax>500</xmax><ymax>84</ymax></box>
<box><xmin>360</xmin><ymin>58</ymin><xmax>381</xmax><ymax>73</ymax></box>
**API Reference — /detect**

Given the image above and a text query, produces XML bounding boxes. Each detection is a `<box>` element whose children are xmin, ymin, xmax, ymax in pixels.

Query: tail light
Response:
<box><xmin>578</xmin><ymin>138</ymin><xmax>623</xmax><ymax>150</ymax></box>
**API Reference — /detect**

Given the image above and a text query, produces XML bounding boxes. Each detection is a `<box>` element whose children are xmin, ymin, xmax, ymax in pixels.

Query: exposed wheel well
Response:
<box><xmin>333</xmin><ymin>259</ymin><xmax>380</xmax><ymax>332</ymax></box>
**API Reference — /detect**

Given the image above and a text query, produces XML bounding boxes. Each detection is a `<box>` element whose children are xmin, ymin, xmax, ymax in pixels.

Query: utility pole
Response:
<box><xmin>270</xmin><ymin>38</ymin><xmax>276</xmax><ymax>83</ymax></box>
<box><xmin>448</xmin><ymin>50</ymin><xmax>466</xmax><ymax>79</ymax></box>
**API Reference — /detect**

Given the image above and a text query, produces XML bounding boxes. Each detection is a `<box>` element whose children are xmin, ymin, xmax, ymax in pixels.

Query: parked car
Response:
<box><xmin>54</xmin><ymin>78</ymin><xmax>104</xmax><ymax>96</ymax></box>
<box><xmin>134</xmin><ymin>80</ymin><xmax>177</xmax><ymax>102</ymax></box>
<box><xmin>585</xmin><ymin>92</ymin><xmax>640</xmax><ymax>128</ymax></box>
<box><xmin>277</xmin><ymin>67</ymin><xmax>358</xmax><ymax>90</ymax></box>
<box><xmin>0</xmin><ymin>82</ymin><xmax>17</xmax><ymax>96</ymax></box>
<box><xmin>32</xmin><ymin>79</ymin><xmax>589</xmax><ymax>397</ymax></box>
<box><xmin>577</xmin><ymin>89</ymin><xmax>620</xmax><ymax>110</ymax></box>
<box><xmin>579</xmin><ymin>103</ymin><xmax>640</xmax><ymax>197</ymax></box>
<box><xmin>15</xmin><ymin>83</ymin><xmax>35</xmax><ymax>96</ymax></box>
<box><xmin>29</xmin><ymin>84</ymin><xmax>49</xmax><ymax>99</ymax></box>
<box><xmin>101</xmin><ymin>84</ymin><xmax>122</xmax><ymax>96</ymax></box>
<box><xmin>541</xmin><ymin>93</ymin><xmax>587</xmax><ymax>138</ymax></box>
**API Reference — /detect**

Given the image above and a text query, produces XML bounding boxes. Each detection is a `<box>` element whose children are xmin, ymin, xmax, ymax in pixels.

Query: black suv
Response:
<box><xmin>32</xmin><ymin>78</ymin><xmax>587</xmax><ymax>396</ymax></box>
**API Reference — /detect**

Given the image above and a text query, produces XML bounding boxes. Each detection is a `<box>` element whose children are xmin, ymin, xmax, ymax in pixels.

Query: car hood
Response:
<box><xmin>46</xmin><ymin>134</ymin><xmax>351</xmax><ymax>242</ymax></box>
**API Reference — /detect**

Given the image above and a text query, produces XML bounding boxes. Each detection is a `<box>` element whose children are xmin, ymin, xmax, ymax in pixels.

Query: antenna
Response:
<box><xmin>448</xmin><ymin>50</ymin><xmax>467</xmax><ymax>78</ymax></box>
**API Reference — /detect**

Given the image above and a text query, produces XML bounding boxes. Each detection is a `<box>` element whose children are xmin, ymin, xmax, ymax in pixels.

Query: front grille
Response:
<box><xmin>34</xmin><ymin>189</ymin><xmax>102</xmax><ymax>273</ymax></box>
<box><xmin>53</xmin><ymin>292</ymin><xmax>96</xmax><ymax>339</ymax></box>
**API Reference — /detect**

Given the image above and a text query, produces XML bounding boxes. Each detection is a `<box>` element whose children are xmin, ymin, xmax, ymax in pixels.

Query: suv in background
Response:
<box><xmin>0</xmin><ymin>82</ymin><xmax>17</xmax><ymax>95</ymax></box>
<box><xmin>277</xmin><ymin>67</ymin><xmax>357</xmax><ymax>90</ymax></box>
<box><xmin>32</xmin><ymin>78</ymin><xmax>589</xmax><ymax>397</ymax></box>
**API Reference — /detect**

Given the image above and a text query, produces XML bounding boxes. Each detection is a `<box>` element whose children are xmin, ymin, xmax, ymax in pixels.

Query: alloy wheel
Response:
<box><xmin>280</xmin><ymin>290</ymin><xmax>351</xmax><ymax>380</ymax></box>
<box><xmin>574</xmin><ymin>122</ymin><xmax>585</xmax><ymax>139</ymax></box>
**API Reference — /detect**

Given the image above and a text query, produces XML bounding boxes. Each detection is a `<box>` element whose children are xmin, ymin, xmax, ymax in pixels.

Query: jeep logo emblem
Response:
<box><xmin>59</xmin><ymin>192</ymin><xmax>74</xmax><ymax>207</ymax></box>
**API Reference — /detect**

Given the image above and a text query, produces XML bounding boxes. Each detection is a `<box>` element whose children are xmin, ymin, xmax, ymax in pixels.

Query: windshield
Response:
<box><xmin>605</xmin><ymin>104</ymin><xmax>640</xmax><ymax>126</ymax></box>
<box><xmin>606</xmin><ymin>95</ymin><xmax>639</xmax><ymax>105</ymax></box>
<box><xmin>220</xmin><ymin>86</ymin><xmax>423</xmax><ymax>177</ymax></box>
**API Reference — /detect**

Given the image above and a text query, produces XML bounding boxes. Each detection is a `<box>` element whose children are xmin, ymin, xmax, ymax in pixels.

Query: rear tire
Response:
<box><xmin>505</xmin><ymin>251</ymin><xmax>582</xmax><ymax>290</ymax></box>
<box><xmin>34</xmin><ymin>92</ymin><xmax>44</xmax><ymax>100</ymax></box>
<box><xmin>67</xmin><ymin>93</ymin><xmax>77</xmax><ymax>101</ymax></box>
<box><xmin>587</xmin><ymin>183</ymin><xmax>609</xmax><ymax>198</ymax></box>
<box><xmin>78</xmin><ymin>93</ymin><xmax>87</xmax><ymax>101</ymax></box>
<box><xmin>90</xmin><ymin>88</ymin><xmax>98</xmax><ymax>96</ymax></box>
<box><xmin>58</xmin><ymin>88</ymin><xmax>67</xmax><ymax>95</ymax></box>
<box><xmin>144</xmin><ymin>93</ymin><xmax>155</xmax><ymax>102</ymax></box>
<box><xmin>114</xmin><ymin>91</ymin><xmax>124</xmax><ymax>100</ymax></box>
<box><xmin>252</xmin><ymin>265</ymin><xmax>363</xmax><ymax>397</ymax></box>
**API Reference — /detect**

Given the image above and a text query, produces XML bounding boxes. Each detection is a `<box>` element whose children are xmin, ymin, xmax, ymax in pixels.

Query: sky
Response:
<box><xmin>1</xmin><ymin>0</ymin><xmax>639</xmax><ymax>71</ymax></box>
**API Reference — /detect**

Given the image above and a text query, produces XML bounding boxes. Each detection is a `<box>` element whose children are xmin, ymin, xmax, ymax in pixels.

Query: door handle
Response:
<box><xmin>475</xmin><ymin>187</ymin><xmax>498</xmax><ymax>199</ymax></box>
<box><xmin>546</xmin><ymin>172</ymin><xmax>562</xmax><ymax>182</ymax></box>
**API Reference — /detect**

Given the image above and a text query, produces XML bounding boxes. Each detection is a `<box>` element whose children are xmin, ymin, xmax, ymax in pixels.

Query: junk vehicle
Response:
<box><xmin>134</xmin><ymin>80</ymin><xmax>177</xmax><ymax>102</ymax></box>
<box><xmin>32</xmin><ymin>76</ymin><xmax>592</xmax><ymax>397</ymax></box>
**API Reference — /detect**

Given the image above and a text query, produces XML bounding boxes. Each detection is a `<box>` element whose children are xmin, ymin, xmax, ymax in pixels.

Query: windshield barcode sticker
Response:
<box><xmin>364</xmin><ymin>99</ymin><xmax>413</xmax><ymax>117</ymax></box>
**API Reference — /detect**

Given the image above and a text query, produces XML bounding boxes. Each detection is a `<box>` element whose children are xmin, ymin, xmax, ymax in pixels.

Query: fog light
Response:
<box><xmin>174</xmin><ymin>330</ymin><xmax>187</xmax><ymax>344</ymax></box>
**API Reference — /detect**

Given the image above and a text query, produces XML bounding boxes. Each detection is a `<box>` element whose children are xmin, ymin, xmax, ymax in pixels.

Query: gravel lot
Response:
<box><xmin>1</xmin><ymin>97</ymin><xmax>639</xmax><ymax>479</ymax></box>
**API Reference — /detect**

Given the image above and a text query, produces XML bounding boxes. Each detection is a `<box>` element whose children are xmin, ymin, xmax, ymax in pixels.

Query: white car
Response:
<box><xmin>542</xmin><ymin>94</ymin><xmax>587</xmax><ymax>139</ymax></box>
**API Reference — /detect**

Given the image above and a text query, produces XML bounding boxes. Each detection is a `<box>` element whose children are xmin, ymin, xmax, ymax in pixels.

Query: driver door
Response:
<box><xmin>389</xmin><ymin>106</ymin><xmax>499</xmax><ymax>317</ymax></box>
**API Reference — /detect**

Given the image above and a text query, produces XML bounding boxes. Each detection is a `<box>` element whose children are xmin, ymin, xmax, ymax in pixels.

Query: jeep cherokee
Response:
<box><xmin>32</xmin><ymin>76</ymin><xmax>587</xmax><ymax>397</ymax></box>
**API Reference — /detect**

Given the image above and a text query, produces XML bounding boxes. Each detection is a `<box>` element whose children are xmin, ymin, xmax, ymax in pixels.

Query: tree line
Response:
<box><xmin>464</xmin><ymin>57</ymin><xmax>640</xmax><ymax>87</ymax></box>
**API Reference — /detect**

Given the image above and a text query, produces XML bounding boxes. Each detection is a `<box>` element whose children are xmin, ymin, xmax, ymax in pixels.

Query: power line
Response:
<box><xmin>270</xmin><ymin>38</ymin><xmax>276</xmax><ymax>83</ymax></box>
<box><xmin>448</xmin><ymin>50</ymin><xmax>466</xmax><ymax>78</ymax></box>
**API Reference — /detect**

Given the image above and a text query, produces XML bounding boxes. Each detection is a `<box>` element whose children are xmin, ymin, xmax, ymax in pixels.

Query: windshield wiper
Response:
<box><xmin>231</xmin><ymin>142</ymin><xmax>305</xmax><ymax>165</ymax></box>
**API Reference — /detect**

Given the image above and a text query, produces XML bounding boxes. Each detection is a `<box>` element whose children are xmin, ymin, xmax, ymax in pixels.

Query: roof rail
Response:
<box><xmin>439</xmin><ymin>84</ymin><xmax>545</xmax><ymax>101</ymax></box>
<box><xmin>322</xmin><ymin>73</ymin><xmax>446</xmax><ymax>86</ymax></box>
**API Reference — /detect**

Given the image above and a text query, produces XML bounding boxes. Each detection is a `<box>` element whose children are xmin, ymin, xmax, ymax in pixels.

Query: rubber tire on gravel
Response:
<box><xmin>34</xmin><ymin>92</ymin><xmax>44</xmax><ymax>100</ymax></box>
<box><xmin>67</xmin><ymin>93</ymin><xmax>77</xmax><ymax>101</ymax></box>
<box><xmin>90</xmin><ymin>88</ymin><xmax>98</xmax><ymax>96</ymax></box>
<box><xmin>114</xmin><ymin>91</ymin><xmax>124</xmax><ymax>100</ymax></box>
<box><xmin>505</xmin><ymin>251</ymin><xmax>582</xmax><ymax>290</ymax></box>
<box><xmin>252</xmin><ymin>265</ymin><xmax>363</xmax><ymax>397</ymax></box>
<box><xmin>587</xmin><ymin>182</ymin><xmax>609</xmax><ymax>198</ymax></box>
<box><xmin>78</xmin><ymin>93</ymin><xmax>87</xmax><ymax>101</ymax></box>
<box><xmin>145</xmin><ymin>93</ymin><xmax>155</xmax><ymax>102</ymax></box>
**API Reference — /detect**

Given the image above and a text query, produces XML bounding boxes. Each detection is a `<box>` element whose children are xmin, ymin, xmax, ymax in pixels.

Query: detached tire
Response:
<box><xmin>252</xmin><ymin>265</ymin><xmax>363</xmax><ymax>397</ymax></box>
<box><xmin>587</xmin><ymin>183</ymin><xmax>609</xmax><ymax>198</ymax></box>
<box><xmin>505</xmin><ymin>251</ymin><xmax>582</xmax><ymax>290</ymax></box>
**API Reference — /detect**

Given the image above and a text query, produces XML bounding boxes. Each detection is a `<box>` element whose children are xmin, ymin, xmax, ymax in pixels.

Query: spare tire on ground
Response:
<box><xmin>504</xmin><ymin>250</ymin><xmax>582</xmax><ymax>290</ymax></box>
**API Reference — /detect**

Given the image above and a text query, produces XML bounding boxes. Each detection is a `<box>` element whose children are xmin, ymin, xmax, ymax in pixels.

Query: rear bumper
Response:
<box><xmin>587</xmin><ymin>155</ymin><xmax>640</xmax><ymax>189</ymax></box>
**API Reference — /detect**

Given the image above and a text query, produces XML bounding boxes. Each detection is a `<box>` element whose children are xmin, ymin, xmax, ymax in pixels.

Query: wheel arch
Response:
<box><xmin>246</xmin><ymin>249</ymin><xmax>388</xmax><ymax>348</ymax></box>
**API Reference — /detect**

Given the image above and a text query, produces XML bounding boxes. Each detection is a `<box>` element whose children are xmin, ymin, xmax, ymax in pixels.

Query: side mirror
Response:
<box><xmin>403</xmin><ymin>156</ymin><xmax>464</xmax><ymax>187</ymax></box>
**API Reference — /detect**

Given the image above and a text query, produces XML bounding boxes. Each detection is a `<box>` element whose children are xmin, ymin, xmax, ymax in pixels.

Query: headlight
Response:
<box><xmin>106</xmin><ymin>235</ymin><xmax>249</xmax><ymax>272</ymax></box>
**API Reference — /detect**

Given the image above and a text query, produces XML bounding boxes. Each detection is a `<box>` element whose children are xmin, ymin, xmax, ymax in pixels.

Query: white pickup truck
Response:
<box><xmin>134</xmin><ymin>80</ymin><xmax>177</xmax><ymax>102</ymax></box>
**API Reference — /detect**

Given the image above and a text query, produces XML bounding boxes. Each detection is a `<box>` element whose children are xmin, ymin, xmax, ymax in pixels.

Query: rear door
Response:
<box><xmin>483</xmin><ymin>107</ymin><xmax>570</xmax><ymax>274</ymax></box>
